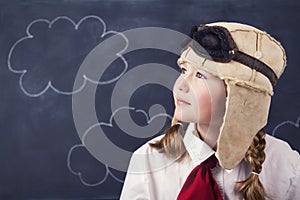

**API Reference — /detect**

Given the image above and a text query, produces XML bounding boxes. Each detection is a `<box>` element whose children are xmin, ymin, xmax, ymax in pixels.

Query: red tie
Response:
<box><xmin>177</xmin><ymin>154</ymin><xmax>223</xmax><ymax>200</ymax></box>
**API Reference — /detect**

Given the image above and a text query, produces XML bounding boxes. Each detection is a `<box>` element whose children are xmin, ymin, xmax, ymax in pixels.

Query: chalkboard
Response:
<box><xmin>1</xmin><ymin>0</ymin><xmax>299</xmax><ymax>199</ymax></box>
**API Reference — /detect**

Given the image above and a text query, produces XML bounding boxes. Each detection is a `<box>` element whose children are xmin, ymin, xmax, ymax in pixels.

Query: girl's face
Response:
<box><xmin>173</xmin><ymin>61</ymin><xmax>226</xmax><ymax>127</ymax></box>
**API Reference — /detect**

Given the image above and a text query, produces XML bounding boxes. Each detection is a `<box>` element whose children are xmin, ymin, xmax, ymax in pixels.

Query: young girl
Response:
<box><xmin>120</xmin><ymin>22</ymin><xmax>300</xmax><ymax>200</ymax></box>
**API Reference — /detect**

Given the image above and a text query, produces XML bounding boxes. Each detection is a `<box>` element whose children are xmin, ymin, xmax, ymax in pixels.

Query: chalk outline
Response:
<box><xmin>271</xmin><ymin>115</ymin><xmax>300</xmax><ymax>136</ymax></box>
<box><xmin>67</xmin><ymin>144</ymin><xmax>124</xmax><ymax>186</ymax></box>
<box><xmin>7</xmin><ymin>15</ymin><xmax>129</xmax><ymax>97</ymax></box>
<box><xmin>67</xmin><ymin>106</ymin><xmax>172</xmax><ymax>186</ymax></box>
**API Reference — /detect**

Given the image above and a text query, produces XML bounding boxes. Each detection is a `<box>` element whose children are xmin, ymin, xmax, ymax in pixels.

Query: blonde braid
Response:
<box><xmin>149</xmin><ymin>123</ymin><xmax>187</xmax><ymax>161</ymax></box>
<box><xmin>235</xmin><ymin>129</ymin><xmax>267</xmax><ymax>200</ymax></box>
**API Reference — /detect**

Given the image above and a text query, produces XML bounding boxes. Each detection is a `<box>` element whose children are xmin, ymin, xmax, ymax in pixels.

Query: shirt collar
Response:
<box><xmin>183</xmin><ymin>123</ymin><xmax>215</xmax><ymax>166</ymax></box>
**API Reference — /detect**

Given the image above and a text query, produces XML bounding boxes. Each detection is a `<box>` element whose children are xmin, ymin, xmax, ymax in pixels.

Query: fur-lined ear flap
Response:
<box><xmin>216</xmin><ymin>80</ymin><xmax>271</xmax><ymax>169</ymax></box>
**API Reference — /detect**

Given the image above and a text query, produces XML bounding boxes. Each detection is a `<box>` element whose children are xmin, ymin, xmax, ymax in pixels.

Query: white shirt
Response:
<box><xmin>120</xmin><ymin>123</ymin><xmax>300</xmax><ymax>200</ymax></box>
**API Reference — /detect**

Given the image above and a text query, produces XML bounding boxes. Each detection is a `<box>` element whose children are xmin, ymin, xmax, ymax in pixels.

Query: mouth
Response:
<box><xmin>176</xmin><ymin>97</ymin><xmax>191</xmax><ymax>105</ymax></box>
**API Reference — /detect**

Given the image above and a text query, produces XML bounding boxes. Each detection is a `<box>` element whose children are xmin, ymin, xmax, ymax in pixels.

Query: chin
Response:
<box><xmin>174</xmin><ymin>111</ymin><xmax>199</xmax><ymax>123</ymax></box>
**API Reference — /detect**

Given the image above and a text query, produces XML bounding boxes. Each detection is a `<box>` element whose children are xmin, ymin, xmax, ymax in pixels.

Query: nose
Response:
<box><xmin>177</xmin><ymin>78</ymin><xmax>189</xmax><ymax>93</ymax></box>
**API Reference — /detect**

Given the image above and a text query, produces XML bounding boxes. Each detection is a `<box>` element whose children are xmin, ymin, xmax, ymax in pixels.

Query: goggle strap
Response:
<box><xmin>233</xmin><ymin>51</ymin><xmax>278</xmax><ymax>86</ymax></box>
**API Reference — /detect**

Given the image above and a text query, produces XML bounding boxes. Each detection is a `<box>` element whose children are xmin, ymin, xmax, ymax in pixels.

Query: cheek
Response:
<box><xmin>195</xmin><ymin>89</ymin><xmax>212</xmax><ymax>118</ymax></box>
<box><xmin>192</xmin><ymin>79</ymin><xmax>225</xmax><ymax>122</ymax></box>
<box><xmin>205</xmin><ymin>80</ymin><xmax>226</xmax><ymax>118</ymax></box>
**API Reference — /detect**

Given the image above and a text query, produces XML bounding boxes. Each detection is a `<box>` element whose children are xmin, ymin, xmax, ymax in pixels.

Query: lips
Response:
<box><xmin>176</xmin><ymin>97</ymin><xmax>191</xmax><ymax>105</ymax></box>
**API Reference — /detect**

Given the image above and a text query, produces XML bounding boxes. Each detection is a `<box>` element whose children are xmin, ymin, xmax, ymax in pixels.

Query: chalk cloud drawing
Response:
<box><xmin>271</xmin><ymin>115</ymin><xmax>300</xmax><ymax>151</ymax></box>
<box><xmin>7</xmin><ymin>15</ymin><xmax>128</xmax><ymax>97</ymax></box>
<box><xmin>67</xmin><ymin>106</ymin><xmax>172</xmax><ymax>186</ymax></box>
<box><xmin>67</xmin><ymin>144</ymin><xmax>124</xmax><ymax>186</ymax></box>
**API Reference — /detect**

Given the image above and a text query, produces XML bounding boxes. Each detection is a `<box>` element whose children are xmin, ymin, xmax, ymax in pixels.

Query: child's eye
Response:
<box><xmin>196</xmin><ymin>72</ymin><xmax>206</xmax><ymax>79</ymax></box>
<box><xmin>180</xmin><ymin>67</ymin><xmax>187</xmax><ymax>74</ymax></box>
